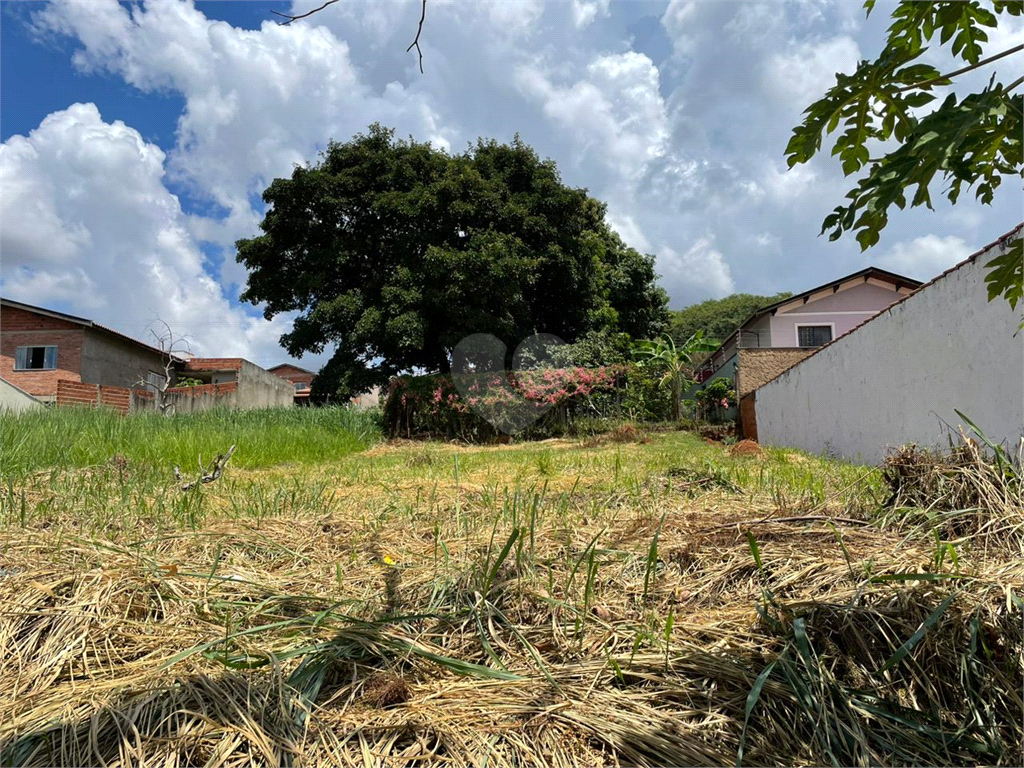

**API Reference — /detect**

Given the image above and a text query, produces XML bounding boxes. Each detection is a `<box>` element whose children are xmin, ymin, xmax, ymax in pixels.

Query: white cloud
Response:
<box><xmin>11</xmin><ymin>0</ymin><xmax>1018</xmax><ymax>362</ymax></box>
<box><xmin>765</xmin><ymin>35</ymin><xmax>861</xmax><ymax>109</ymax></box>
<box><xmin>571</xmin><ymin>0</ymin><xmax>610</xmax><ymax>29</ymax></box>
<box><xmin>659</xmin><ymin>238</ymin><xmax>735</xmax><ymax>304</ymax></box>
<box><xmin>0</xmin><ymin>103</ymin><xmax>297</xmax><ymax>367</ymax></box>
<box><xmin>877</xmin><ymin>234</ymin><xmax>974</xmax><ymax>281</ymax></box>
<box><xmin>515</xmin><ymin>51</ymin><xmax>668</xmax><ymax>182</ymax></box>
<box><xmin>34</xmin><ymin>0</ymin><xmax>449</xmax><ymax>262</ymax></box>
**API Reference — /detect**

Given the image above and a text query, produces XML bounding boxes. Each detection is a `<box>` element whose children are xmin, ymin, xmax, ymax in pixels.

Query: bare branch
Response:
<box><xmin>271</xmin><ymin>0</ymin><xmax>341</xmax><ymax>25</ymax></box>
<box><xmin>180</xmin><ymin>445</ymin><xmax>236</xmax><ymax>491</ymax></box>
<box><xmin>406</xmin><ymin>0</ymin><xmax>427</xmax><ymax>74</ymax></box>
<box><xmin>897</xmin><ymin>43</ymin><xmax>1024</xmax><ymax>92</ymax></box>
<box><xmin>133</xmin><ymin>320</ymin><xmax>192</xmax><ymax>416</ymax></box>
<box><xmin>271</xmin><ymin>0</ymin><xmax>428</xmax><ymax>73</ymax></box>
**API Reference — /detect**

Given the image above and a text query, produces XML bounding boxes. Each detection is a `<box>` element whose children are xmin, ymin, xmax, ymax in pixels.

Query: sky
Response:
<box><xmin>1</xmin><ymin>0</ymin><xmax>1021</xmax><ymax>371</ymax></box>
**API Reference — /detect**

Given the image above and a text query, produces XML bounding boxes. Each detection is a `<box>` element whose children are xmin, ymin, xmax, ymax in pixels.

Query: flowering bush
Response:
<box><xmin>383</xmin><ymin>366</ymin><xmax>623</xmax><ymax>440</ymax></box>
<box><xmin>693</xmin><ymin>378</ymin><xmax>737</xmax><ymax>424</ymax></box>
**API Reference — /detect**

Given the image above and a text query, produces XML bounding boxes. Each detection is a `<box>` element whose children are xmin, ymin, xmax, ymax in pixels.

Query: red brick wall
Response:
<box><xmin>55</xmin><ymin>380</ymin><xmax>136</xmax><ymax>415</ymax></box>
<box><xmin>1</xmin><ymin>305</ymin><xmax>80</xmax><ymax>331</ymax></box>
<box><xmin>166</xmin><ymin>381</ymin><xmax>238</xmax><ymax>397</ymax></box>
<box><xmin>184</xmin><ymin>358</ymin><xmax>244</xmax><ymax>372</ymax></box>
<box><xmin>739</xmin><ymin>392</ymin><xmax>758</xmax><ymax>442</ymax></box>
<box><xmin>1</xmin><ymin>306</ymin><xmax>84</xmax><ymax>397</ymax></box>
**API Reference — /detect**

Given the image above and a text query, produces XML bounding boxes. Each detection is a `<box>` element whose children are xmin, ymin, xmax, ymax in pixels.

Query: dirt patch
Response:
<box><xmin>728</xmin><ymin>440</ymin><xmax>762</xmax><ymax>458</ymax></box>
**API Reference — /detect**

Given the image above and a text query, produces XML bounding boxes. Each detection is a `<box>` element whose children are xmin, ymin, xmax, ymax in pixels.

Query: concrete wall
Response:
<box><xmin>80</xmin><ymin>329</ymin><xmax>172</xmax><ymax>390</ymax></box>
<box><xmin>238</xmin><ymin>360</ymin><xmax>294</xmax><ymax>408</ymax></box>
<box><xmin>736</xmin><ymin>348</ymin><xmax>814</xmax><ymax>397</ymax></box>
<box><xmin>756</xmin><ymin>233</ymin><xmax>1024</xmax><ymax>464</ymax></box>
<box><xmin>769</xmin><ymin>281</ymin><xmax>902</xmax><ymax>348</ymax></box>
<box><xmin>0</xmin><ymin>377</ymin><xmax>43</xmax><ymax>413</ymax></box>
<box><xmin>156</xmin><ymin>382</ymin><xmax>240</xmax><ymax>414</ymax></box>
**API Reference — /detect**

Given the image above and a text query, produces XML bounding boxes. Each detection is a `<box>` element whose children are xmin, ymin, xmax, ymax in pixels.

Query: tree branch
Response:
<box><xmin>406</xmin><ymin>0</ymin><xmax>427</xmax><ymax>74</ymax></box>
<box><xmin>177</xmin><ymin>445</ymin><xmax>236</xmax><ymax>491</ymax></box>
<box><xmin>897</xmin><ymin>43</ymin><xmax>1024</xmax><ymax>91</ymax></box>
<box><xmin>271</xmin><ymin>0</ymin><xmax>341</xmax><ymax>25</ymax></box>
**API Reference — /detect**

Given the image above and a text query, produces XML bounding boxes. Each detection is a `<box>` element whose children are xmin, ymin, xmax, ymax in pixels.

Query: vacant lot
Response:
<box><xmin>1</xmin><ymin>410</ymin><xmax>1021</xmax><ymax>767</ymax></box>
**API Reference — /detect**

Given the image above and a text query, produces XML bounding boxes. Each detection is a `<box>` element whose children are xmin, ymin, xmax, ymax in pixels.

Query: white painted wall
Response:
<box><xmin>0</xmin><ymin>377</ymin><xmax>43</xmax><ymax>413</ymax></box>
<box><xmin>756</xmin><ymin>233</ymin><xmax>1024</xmax><ymax>465</ymax></box>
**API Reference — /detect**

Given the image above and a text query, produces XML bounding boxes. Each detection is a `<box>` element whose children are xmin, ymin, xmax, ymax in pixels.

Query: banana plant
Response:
<box><xmin>632</xmin><ymin>331</ymin><xmax>718</xmax><ymax>421</ymax></box>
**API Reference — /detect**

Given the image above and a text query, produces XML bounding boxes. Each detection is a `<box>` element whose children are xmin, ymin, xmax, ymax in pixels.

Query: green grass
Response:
<box><xmin>0</xmin><ymin>405</ymin><xmax>381</xmax><ymax>479</ymax></box>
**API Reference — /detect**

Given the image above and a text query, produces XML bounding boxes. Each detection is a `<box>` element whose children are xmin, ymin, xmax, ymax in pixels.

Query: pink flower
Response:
<box><xmin>721</xmin><ymin>398</ymin><xmax>729</xmax><ymax>408</ymax></box>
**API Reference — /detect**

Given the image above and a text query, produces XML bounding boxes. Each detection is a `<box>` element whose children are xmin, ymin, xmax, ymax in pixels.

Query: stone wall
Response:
<box><xmin>735</xmin><ymin>348</ymin><xmax>813</xmax><ymax>397</ymax></box>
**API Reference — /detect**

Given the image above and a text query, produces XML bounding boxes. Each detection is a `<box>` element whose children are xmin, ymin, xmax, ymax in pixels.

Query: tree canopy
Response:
<box><xmin>668</xmin><ymin>292</ymin><xmax>792</xmax><ymax>347</ymax></box>
<box><xmin>237</xmin><ymin>125</ymin><xmax>668</xmax><ymax>399</ymax></box>
<box><xmin>786</xmin><ymin>0</ymin><xmax>1023</xmax><ymax>312</ymax></box>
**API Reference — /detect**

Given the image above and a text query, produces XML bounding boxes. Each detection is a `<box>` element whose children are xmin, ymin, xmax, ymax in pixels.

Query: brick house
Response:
<box><xmin>268</xmin><ymin>363</ymin><xmax>316</xmax><ymax>405</ymax></box>
<box><xmin>1</xmin><ymin>298</ymin><xmax>175</xmax><ymax>403</ymax></box>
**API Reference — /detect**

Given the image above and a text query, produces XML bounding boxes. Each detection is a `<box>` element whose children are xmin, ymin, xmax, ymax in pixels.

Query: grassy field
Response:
<box><xmin>1</xmin><ymin>410</ymin><xmax>1021</xmax><ymax>767</ymax></box>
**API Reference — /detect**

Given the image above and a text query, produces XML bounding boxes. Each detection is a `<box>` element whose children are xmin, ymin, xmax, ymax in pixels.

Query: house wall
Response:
<box><xmin>735</xmin><ymin>348</ymin><xmax>814</xmax><ymax>397</ymax></box>
<box><xmin>0</xmin><ymin>377</ymin><xmax>43</xmax><ymax>413</ymax></box>
<box><xmin>0</xmin><ymin>306</ymin><xmax>84</xmax><ymax>399</ymax></box>
<box><xmin>755</xmin><ymin>234</ymin><xmax>1024</xmax><ymax>464</ymax></box>
<box><xmin>351</xmin><ymin>385</ymin><xmax>381</xmax><ymax>408</ymax></box>
<box><xmin>740</xmin><ymin>314</ymin><xmax>772</xmax><ymax>348</ymax></box>
<box><xmin>79</xmin><ymin>329</ymin><xmax>173</xmax><ymax>390</ymax></box>
<box><xmin>769</xmin><ymin>281</ymin><xmax>901</xmax><ymax>348</ymax></box>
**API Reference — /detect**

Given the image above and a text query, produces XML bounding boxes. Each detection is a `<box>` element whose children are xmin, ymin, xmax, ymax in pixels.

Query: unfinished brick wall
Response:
<box><xmin>739</xmin><ymin>392</ymin><xmax>757</xmax><ymax>441</ymax></box>
<box><xmin>166</xmin><ymin>381</ymin><xmax>238</xmax><ymax>397</ymax></box>
<box><xmin>2</xmin><ymin>305</ymin><xmax>88</xmax><ymax>398</ymax></box>
<box><xmin>736</xmin><ymin>348</ymin><xmax>814</xmax><ymax>397</ymax></box>
<box><xmin>55</xmin><ymin>380</ymin><xmax>136</xmax><ymax>415</ymax></box>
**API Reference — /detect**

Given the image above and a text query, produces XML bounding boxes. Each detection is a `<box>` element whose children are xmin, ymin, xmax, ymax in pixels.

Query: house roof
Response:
<box><xmin>698</xmin><ymin>265</ymin><xmax>924</xmax><ymax>367</ymax></box>
<box><xmin>755</xmin><ymin>223</ymin><xmax>1024</xmax><ymax>392</ymax></box>
<box><xmin>0</xmin><ymin>297</ymin><xmax>180</xmax><ymax>360</ymax></box>
<box><xmin>268</xmin><ymin>363</ymin><xmax>316</xmax><ymax>375</ymax></box>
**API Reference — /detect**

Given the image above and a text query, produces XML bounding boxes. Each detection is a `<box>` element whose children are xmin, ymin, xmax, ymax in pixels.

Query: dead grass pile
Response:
<box><xmin>1</xmin><ymin>436</ymin><xmax>1021</xmax><ymax>767</ymax></box>
<box><xmin>880</xmin><ymin>440</ymin><xmax>1024</xmax><ymax>549</ymax></box>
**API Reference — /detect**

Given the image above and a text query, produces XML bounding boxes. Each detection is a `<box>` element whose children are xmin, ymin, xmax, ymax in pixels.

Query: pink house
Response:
<box><xmin>693</xmin><ymin>266</ymin><xmax>922</xmax><ymax>427</ymax></box>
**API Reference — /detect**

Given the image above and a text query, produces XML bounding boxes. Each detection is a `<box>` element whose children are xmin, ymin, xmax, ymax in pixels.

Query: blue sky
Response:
<box><xmin>1</xmin><ymin>1</ymin><xmax>1021</xmax><ymax>370</ymax></box>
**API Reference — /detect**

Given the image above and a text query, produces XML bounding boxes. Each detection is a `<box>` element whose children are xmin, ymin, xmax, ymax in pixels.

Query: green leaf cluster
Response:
<box><xmin>786</xmin><ymin>1</ymin><xmax>1023</xmax><ymax>306</ymax></box>
<box><xmin>237</xmin><ymin>125</ymin><xmax>669</xmax><ymax>400</ymax></box>
<box><xmin>668</xmin><ymin>292</ymin><xmax>793</xmax><ymax>348</ymax></box>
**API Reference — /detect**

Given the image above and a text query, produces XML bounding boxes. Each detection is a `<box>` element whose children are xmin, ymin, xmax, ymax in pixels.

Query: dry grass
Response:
<box><xmin>1</xmin><ymin>431</ymin><xmax>1021</xmax><ymax>767</ymax></box>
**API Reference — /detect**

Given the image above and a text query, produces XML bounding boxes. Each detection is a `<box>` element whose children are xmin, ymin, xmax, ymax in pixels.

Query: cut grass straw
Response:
<box><xmin>0</xmin><ymin>431</ymin><xmax>1020</xmax><ymax>766</ymax></box>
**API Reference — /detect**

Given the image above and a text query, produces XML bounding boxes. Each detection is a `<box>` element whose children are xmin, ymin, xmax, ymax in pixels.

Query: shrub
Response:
<box><xmin>383</xmin><ymin>366</ymin><xmax>623</xmax><ymax>440</ymax></box>
<box><xmin>694</xmin><ymin>379</ymin><xmax>736</xmax><ymax>424</ymax></box>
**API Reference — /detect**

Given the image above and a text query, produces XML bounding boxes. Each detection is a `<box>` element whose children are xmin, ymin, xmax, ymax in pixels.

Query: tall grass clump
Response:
<box><xmin>0</xmin><ymin>405</ymin><xmax>381</xmax><ymax>478</ymax></box>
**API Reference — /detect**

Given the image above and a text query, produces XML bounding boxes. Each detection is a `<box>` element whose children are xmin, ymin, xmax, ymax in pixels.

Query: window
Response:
<box><xmin>145</xmin><ymin>371</ymin><xmax>167</xmax><ymax>392</ymax></box>
<box><xmin>797</xmin><ymin>325</ymin><xmax>833</xmax><ymax>348</ymax></box>
<box><xmin>14</xmin><ymin>346</ymin><xmax>58</xmax><ymax>371</ymax></box>
<box><xmin>294</xmin><ymin>382</ymin><xmax>309</xmax><ymax>391</ymax></box>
